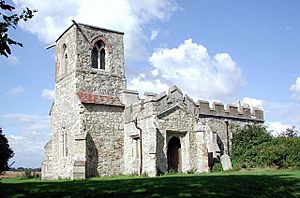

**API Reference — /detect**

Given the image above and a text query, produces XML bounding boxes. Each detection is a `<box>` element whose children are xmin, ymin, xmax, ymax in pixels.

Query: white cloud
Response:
<box><xmin>129</xmin><ymin>39</ymin><xmax>244</xmax><ymax>100</ymax></box>
<box><xmin>242</xmin><ymin>97</ymin><xmax>263</xmax><ymax>108</ymax></box>
<box><xmin>41</xmin><ymin>89</ymin><xmax>54</xmax><ymax>100</ymax></box>
<box><xmin>2</xmin><ymin>113</ymin><xmax>50</xmax><ymax>167</ymax></box>
<box><xmin>266</xmin><ymin>121</ymin><xmax>291</xmax><ymax>136</ymax></box>
<box><xmin>13</xmin><ymin>0</ymin><xmax>177</xmax><ymax>60</ymax></box>
<box><xmin>10</xmin><ymin>134</ymin><xmax>25</xmax><ymax>140</ymax></box>
<box><xmin>5</xmin><ymin>86</ymin><xmax>24</xmax><ymax>96</ymax></box>
<box><xmin>2</xmin><ymin>114</ymin><xmax>48</xmax><ymax>123</ymax></box>
<box><xmin>290</xmin><ymin>77</ymin><xmax>300</xmax><ymax>100</ymax></box>
<box><xmin>150</xmin><ymin>30</ymin><xmax>159</xmax><ymax>40</ymax></box>
<box><xmin>128</xmin><ymin>75</ymin><xmax>169</xmax><ymax>95</ymax></box>
<box><xmin>151</xmin><ymin>69</ymin><xmax>159</xmax><ymax>77</ymax></box>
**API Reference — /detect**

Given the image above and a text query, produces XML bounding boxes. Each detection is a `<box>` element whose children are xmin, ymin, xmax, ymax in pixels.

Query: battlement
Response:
<box><xmin>123</xmin><ymin>85</ymin><xmax>264</xmax><ymax>122</ymax></box>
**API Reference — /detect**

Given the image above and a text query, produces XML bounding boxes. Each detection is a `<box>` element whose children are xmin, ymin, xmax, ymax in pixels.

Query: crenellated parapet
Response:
<box><xmin>197</xmin><ymin>100</ymin><xmax>263</xmax><ymax>121</ymax></box>
<box><xmin>123</xmin><ymin>85</ymin><xmax>264</xmax><ymax>123</ymax></box>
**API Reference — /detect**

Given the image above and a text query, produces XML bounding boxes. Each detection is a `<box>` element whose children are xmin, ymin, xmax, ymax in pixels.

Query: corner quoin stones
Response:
<box><xmin>41</xmin><ymin>22</ymin><xmax>264</xmax><ymax>180</ymax></box>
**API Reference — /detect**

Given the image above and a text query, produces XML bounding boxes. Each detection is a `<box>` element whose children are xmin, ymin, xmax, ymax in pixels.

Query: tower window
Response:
<box><xmin>91</xmin><ymin>41</ymin><xmax>105</xmax><ymax>70</ymax></box>
<box><xmin>60</xmin><ymin>44</ymin><xmax>68</xmax><ymax>77</ymax></box>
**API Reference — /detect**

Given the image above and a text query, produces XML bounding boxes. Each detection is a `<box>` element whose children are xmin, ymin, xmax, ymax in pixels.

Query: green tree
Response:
<box><xmin>231</xmin><ymin>125</ymin><xmax>272</xmax><ymax>168</ymax></box>
<box><xmin>0</xmin><ymin>0</ymin><xmax>36</xmax><ymax>57</ymax></box>
<box><xmin>232</xmin><ymin>125</ymin><xmax>300</xmax><ymax>169</ymax></box>
<box><xmin>279</xmin><ymin>126</ymin><xmax>299</xmax><ymax>138</ymax></box>
<box><xmin>0</xmin><ymin>127</ymin><xmax>14</xmax><ymax>175</ymax></box>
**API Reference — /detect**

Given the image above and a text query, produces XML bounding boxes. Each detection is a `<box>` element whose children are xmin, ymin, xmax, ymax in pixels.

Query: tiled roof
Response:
<box><xmin>77</xmin><ymin>91</ymin><xmax>124</xmax><ymax>107</ymax></box>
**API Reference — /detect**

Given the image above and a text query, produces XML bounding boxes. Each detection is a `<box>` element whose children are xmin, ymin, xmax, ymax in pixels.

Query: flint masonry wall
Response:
<box><xmin>43</xmin><ymin>23</ymin><xmax>264</xmax><ymax>179</ymax></box>
<box><xmin>43</xmin><ymin>23</ymin><xmax>127</xmax><ymax>179</ymax></box>
<box><xmin>123</xmin><ymin>86</ymin><xmax>264</xmax><ymax>175</ymax></box>
<box><xmin>74</xmin><ymin>24</ymin><xmax>126</xmax><ymax>177</ymax></box>
<box><xmin>75</xmin><ymin>24</ymin><xmax>126</xmax><ymax>96</ymax></box>
<box><xmin>197</xmin><ymin>100</ymin><xmax>263</xmax><ymax>155</ymax></box>
<box><xmin>84</xmin><ymin>104</ymin><xmax>124</xmax><ymax>177</ymax></box>
<box><xmin>42</xmin><ymin>25</ymin><xmax>84</xmax><ymax>179</ymax></box>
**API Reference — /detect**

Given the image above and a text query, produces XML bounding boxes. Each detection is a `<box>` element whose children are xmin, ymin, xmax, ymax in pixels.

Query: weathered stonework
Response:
<box><xmin>42</xmin><ymin>22</ymin><xmax>264</xmax><ymax>180</ymax></box>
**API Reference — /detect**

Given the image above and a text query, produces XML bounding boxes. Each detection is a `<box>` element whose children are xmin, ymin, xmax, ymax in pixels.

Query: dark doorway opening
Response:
<box><xmin>167</xmin><ymin>136</ymin><xmax>181</xmax><ymax>172</ymax></box>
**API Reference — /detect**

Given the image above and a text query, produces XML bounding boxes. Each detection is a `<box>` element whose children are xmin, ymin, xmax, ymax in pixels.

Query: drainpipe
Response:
<box><xmin>134</xmin><ymin>116</ymin><xmax>143</xmax><ymax>175</ymax></box>
<box><xmin>225</xmin><ymin>120</ymin><xmax>230</xmax><ymax>156</ymax></box>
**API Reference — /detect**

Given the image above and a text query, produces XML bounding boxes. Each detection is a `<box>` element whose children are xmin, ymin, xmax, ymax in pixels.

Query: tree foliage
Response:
<box><xmin>231</xmin><ymin>125</ymin><xmax>300</xmax><ymax>169</ymax></box>
<box><xmin>0</xmin><ymin>127</ymin><xmax>14</xmax><ymax>175</ymax></box>
<box><xmin>279</xmin><ymin>126</ymin><xmax>299</xmax><ymax>138</ymax></box>
<box><xmin>0</xmin><ymin>0</ymin><xmax>36</xmax><ymax>57</ymax></box>
<box><xmin>231</xmin><ymin>125</ymin><xmax>272</xmax><ymax>168</ymax></box>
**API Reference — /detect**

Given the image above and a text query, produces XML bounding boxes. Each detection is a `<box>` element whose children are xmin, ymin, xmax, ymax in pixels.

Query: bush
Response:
<box><xmin>231</xmin><ymin>125</ymin><xmax>272</xmax><ymax>168</ymax></box>
<box><xmin>257</xmin><ymin>137</ymin><xmax>300</xmax><ymax>168</ymax></box>
<box><xmin>231</xmin><ymin>125</ymin><xmax>300</xmax><ymax>169</ymax></box>
<box><xmin>187</xmin><ymin>167</ymin><xmax>197</xmax><ymax>174</ymax></box>
<box><xmin>22</xmin><ymin>169</ymin><xmax>40</xmax><ymax>179</ymax></box>
<box><xmin>210</xmin><ymin>159</ymin><xmax>223</xmax><ymax>172</ymax></box>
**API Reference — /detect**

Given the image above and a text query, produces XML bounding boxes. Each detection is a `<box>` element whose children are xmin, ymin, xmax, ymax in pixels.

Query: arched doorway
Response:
<box><xmin>167</xmin><ymin>136</ymin><xmax>181</xmax><ymax>172</ymax></box>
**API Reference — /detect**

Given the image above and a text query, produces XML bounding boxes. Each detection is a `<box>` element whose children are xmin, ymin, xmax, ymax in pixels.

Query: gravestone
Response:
<box><xmin>220</xmin><ymin>154</ymin><xmax>232</xmax><ymax>171</ymax></box>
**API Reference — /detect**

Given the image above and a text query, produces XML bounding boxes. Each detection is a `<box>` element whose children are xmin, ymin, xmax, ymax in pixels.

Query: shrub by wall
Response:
<box><xmin>231</xmin><ymin>125</ymin><xmax>300</xmax><ymax>169</ymax></box>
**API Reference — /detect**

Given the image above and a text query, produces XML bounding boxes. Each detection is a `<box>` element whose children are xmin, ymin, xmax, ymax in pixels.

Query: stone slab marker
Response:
<box><xmin>220</xmin><ymin>154</ymin><xmax>232</xmax><ymax>171</ymax></box>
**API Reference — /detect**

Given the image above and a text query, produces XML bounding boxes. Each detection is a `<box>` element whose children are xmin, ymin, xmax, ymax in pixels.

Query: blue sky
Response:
<box><xmin>0</xmin><ymin>0</ymin><xmax>300</xmax><ymax>168</ymax></box>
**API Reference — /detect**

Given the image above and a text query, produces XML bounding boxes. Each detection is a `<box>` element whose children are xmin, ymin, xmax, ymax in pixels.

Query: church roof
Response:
<box><xmin>56</xmin><ymin>21</ymin><xmax>124</xmax><ymax>42</ymax></box>
<box><xmin>77</xmin><ymin>91</ymin><xmax>124</xmax><ymax>107</ymax></box>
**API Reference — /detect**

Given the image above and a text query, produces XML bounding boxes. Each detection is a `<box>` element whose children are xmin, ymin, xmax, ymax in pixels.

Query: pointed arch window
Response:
<box><xmin>91</xmin><ymin>41</ymin><xmax>105</xmax><ymax>70</ymax></box>
<box><xmin>61</xmin><ymin>44</ymin><xmax>68</xmax><ymax>76</ymax></box>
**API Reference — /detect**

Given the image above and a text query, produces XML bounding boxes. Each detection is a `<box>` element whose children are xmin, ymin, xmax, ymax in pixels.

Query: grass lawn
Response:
<box><xmin>1</xmin><ymin>169</ymin><xmax>300</xmax><ymax>197</ymax></box>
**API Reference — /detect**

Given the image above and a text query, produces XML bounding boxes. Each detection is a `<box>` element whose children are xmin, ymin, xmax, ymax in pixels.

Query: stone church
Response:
<box><xmin>41</xmin><ymin>22</ymin><xmax>264</xmax><ymax>180</ymax></box>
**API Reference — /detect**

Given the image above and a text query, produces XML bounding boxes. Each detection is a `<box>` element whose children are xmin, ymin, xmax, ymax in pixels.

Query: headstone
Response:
<box><xmin>220</xmin><ymin>154</ymin><xmax>232</xmax><ymax>171</ymax></box>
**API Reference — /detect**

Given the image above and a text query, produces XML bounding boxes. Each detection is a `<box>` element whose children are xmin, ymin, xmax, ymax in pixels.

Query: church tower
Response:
<box><xmin>42</xmin><ymin>22</ymin><xmax>265</xmax><ymax>180</ymax></box>
<box><xmin>42</xmin><ymin>22</ymin><xmax>126</xmax><ymax>179</ymax></box>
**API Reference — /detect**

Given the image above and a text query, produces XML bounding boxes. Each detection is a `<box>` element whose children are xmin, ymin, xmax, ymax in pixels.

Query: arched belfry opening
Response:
<box><xmin>91</xmin><ymin>40</ymin><xmax>105</xmax><ymax>69</ymax></box>
<box><xmin>167</xmin><ymin>136</ymin><xmax>182</xmax><ymax>172</ymax></box>
<box><xmin>60</xmin><ymin>44</ymin><xmax>68</xmax><ymax>77</ymax></box>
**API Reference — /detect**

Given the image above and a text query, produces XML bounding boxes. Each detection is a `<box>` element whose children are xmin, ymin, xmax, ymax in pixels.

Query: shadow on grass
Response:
<box><xmin>1</xmin><ymin>173</ymin><xmax>300</xmax><ymax>198</ymax></box>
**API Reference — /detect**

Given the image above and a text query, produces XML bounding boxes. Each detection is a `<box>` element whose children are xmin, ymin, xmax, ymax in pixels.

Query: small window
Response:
<box><xmin>91</xmin><ymin>41</ymin><xmax>105</xmax><ymax>70</ymax></box>
<box><xmin>61</xmin><ymin>44</ymin><xmax>68</xmax><ymax>76</ymax></box>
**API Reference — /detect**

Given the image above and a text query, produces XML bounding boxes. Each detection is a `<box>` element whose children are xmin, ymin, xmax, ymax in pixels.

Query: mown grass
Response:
<box><xmin>1</xmin><ymin>169</ymin><xmax>300</xmax><ymax>197</ymax></box>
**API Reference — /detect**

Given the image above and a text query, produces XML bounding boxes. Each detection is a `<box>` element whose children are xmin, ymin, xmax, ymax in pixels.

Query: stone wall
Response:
<box><xmin>43</xmin><ymin>23</ymin><xmax>265</xmax><ymax>179</ymax></box>
<box><xmin>198</xmin><ymin>117</ymin><xmax>257</xmax><ymax>156</ymax></box>
<box><xmin>73</xmin><ymin>23</ymin><xmax>126</xmax><ymax>177</ymax></box>
<box><xmin>123</xmin><ymin>122</ymin><xmax>140</xmax><ymax>175</ymax></box>
<box><xmin>42</xmin><ymin>25</ymin><xmax>84</xmax><ymax>180</ymax></box>
<box><xmin>123</xmin><ymin>85</ymin><xmax>264</xmax><ymax>176</ymax></box>
<box><xmin>83</xmin><ymin>104</ymin><xmax>124</xmax><ymax>177</ymax></box>
<box><xmin>157</xmin><ymin>107</ymin><xmax>196</xmax><ymax>173</ymax></box>
<box><xmin>43</xmin><ymin>23</ymin><xmax>127</xmax><ymax>179</ymax></box>
<box><xmin>75</xmin><ymin>24</ymin><xmax>126</xmax><ymax>96</ymax></box>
